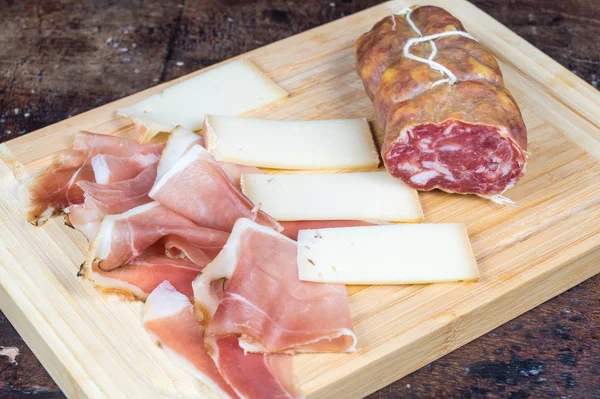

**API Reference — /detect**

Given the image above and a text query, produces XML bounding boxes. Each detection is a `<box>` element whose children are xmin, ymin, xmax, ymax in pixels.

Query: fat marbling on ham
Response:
<box><xmin>163</xmin><ymin>234</ymin><xmax>214</xmax><ymax>268</ymax></box>
<box><xmin>149</xmin><ymin>145</ymin><xmax>281</xmax><ymax>233</ymax></box>
<box><xmin>193</xmin><ymin>218</ymin><xmax>357</xmax><ymax>354</ymax></box>
<box><xmin>154</xmin><ymin>126</ymin><xmax>204</xmax><ymax>184</ymax></box>
<box><xmin>27</xmin><ymin>132</ymin><xmax>163</xmax><ymax>225</ymax></box>
<box><xmin>91</xmin><ymin>152</ymin><xmax>160</xmax><ymax>184</ymax></box>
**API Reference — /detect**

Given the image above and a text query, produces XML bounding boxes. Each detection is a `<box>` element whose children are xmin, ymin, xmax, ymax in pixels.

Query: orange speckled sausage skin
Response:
<box><xmin>356</xmin><ymin>6</ymin><xmax>527</xmax><ymax>196</ymax></box>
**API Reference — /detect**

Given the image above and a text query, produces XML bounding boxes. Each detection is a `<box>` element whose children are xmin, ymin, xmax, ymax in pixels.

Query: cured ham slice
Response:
<box><xmin>82</xmin><ymin>241</ymin><xmax>206</xmax><ymax>300</ymax></box>
<box><xmin>142</xmin><ymin>282</ymin><xmax>238</xmax><ymax>398</ymax></box>
<box><xmin>72</xmin><ymin>132</ymin><xmax>164</xmax><ymax>156</ymax></box>
<box><xmin>92</xmin><ymin>152</ymin><xmax>160</xmax><ymax>184</ymax></box>
<box><xmin>85</xmin><ymin>202</ymin><xmax>229</xmax><ymax>272</ymax></box>
<box><xmin>193</xmin><ymin>218</ymin><xmax>357</xmax><ymax>354</ymax></box>
<box><xmin>27</xmin><ymin>148</ymin><xmax>95</xmax><ymax>225</ymax></box>
<box><xmin>150</xmin><ymin>145</ymin><xmax>281</xmax><ymax>233</ymax></box>
<box><xmin>81</xmin><ymin>164</ymin><xmax>157</xmax><ymax>214</ymax></box>
<box><xmin>155</xmin><ymin>126</ymin><xmax>204</xmax><ymax>184</ymax></box>
<box><xmin>27</xmin><ymin>132</ymin><xmax>163</xmax><ymax>225</ymax></box>
<box><xmin>164</xmin><ymin>235</ymin><xmax>213</xmax><ymax>267</ymax></box>
<box><xmin>67</xmin><ymin>165</ymin><xmax>157</xmax><ymax>240</ymax></box>
<box><xmin>156</xmin><ymin>126</ymin><xmax>261</xmax><ymax>191</ymax></box>
<box><xmin>67</xmin><ymin>197</ymin><xmax>151</xmax><ymax>243</ymax></box>
<box><xmin>280</xmin><ymin>220</ymin><xmax>377</xmax><ymax>241</ymax></box>
<box><xmin>66</xmin><ymin>199</ymin><xmax>105</xmax><ymax>241</ymax></box>
<box><xmin>207</xmin><ymin>335</ymin><xmax>302</xmax><ymax>399</ymax></box>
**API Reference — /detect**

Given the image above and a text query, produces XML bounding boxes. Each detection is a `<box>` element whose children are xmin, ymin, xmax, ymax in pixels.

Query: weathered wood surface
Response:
<box><xmin>0</xmin><ymin>0</ymin><xmax>599</xmax><ymax>398</ymax></box>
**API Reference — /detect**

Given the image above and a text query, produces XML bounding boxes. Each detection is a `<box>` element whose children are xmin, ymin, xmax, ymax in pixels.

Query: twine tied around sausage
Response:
<box><xmin>391</xmin><ymin>8</ymin><xmax>517</xmax><ymax>206</ymax></box>
<box><xmin>392</xmin><ymin>7</ymin><xmax>477</xmax><ymax>88</ymax></box>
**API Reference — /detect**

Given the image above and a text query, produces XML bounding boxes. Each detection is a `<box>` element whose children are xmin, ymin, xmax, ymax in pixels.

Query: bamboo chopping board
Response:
<box><xmin>1</xmin><ymin>0</ymin><xmax>599</xmax><ymax>397</ymax></box>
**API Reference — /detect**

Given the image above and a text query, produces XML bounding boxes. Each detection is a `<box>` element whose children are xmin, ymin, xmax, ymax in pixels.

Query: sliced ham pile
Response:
<box><xmin>27</xmin><ymin>132</ymin><xmax>163</xmax><ymax>225</ymax></box>
<box><xmin>28</xmin><ymin>130</ymin><xmax>358</xmax><ymax>398</ymax></box>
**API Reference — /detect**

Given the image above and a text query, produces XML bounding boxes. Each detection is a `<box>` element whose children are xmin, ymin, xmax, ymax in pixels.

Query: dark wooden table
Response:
<box><xmin>1</xmin><ymin>1</ymin><xmax>598</xmax><ymax>398</ymax></box>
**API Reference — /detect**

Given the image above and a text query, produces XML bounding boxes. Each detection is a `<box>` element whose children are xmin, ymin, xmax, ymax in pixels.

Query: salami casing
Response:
<box><xmin>356</xmin><ymin>6</ymin><xmax>527</xmax><ymax>196</ymax></box>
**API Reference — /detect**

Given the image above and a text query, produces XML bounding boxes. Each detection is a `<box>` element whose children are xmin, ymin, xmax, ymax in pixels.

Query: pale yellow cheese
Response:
<box><xmin>204</xmin><ymin>115</ymin><xmax>380</xmax><ymax>170</ymax></box>
<box><xmin>297</xmin><ymin>224</ymin><xmax>479</xmax><ymax>285</ymax></box>
<box><xmin>117</xmin><ymin>59</ymin><xmax>288</xmax><ymax>142</ymax></box>
<box><xmin>241</xmin><ymin>172</ymin><xmax>423</xmax><ymax>222</ymax></box>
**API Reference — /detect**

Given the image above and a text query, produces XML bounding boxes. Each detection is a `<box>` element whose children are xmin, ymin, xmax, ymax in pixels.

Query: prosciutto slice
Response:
<box><xmin>206</xmin><ymin>335</ymin><xmax>302</xmax><ymax>399</ymax></box>
<box><xmin>193</xmin><ymin>218</ymin><xmax>357</xmax><ymax>354</ymax></box>
<box><xmin>65</xmin><ymin>198</ymin><xmax>105</xmax><ymax>241</ymax></box>
<box><xmin>164</xmin><ymin>235</ymin><xmax>213</xmax><ymax>267</ymax></box>
<box><xmin>156</xmin><ymin>126</ymin><xmax>261</xmax><ymax>191</ymax></box>
<box><xmin>67</xmin><ymin>165</ymin><xmax>157</xmax><ymax>240</ymax></box>
<box><xmin>155</xmin><ymin>126</ymin><xmax>204</xmax><ymax>184</ymax></box>
<box><xmin>27</xmin><ymin>148</ymin><xmax>95</xmax><ymax>225</ymax></box>
<box><xmin>142</xmin><ymin>282</ymin><xmax>238</xmax><ymax>399</ymax></box>
<box><xmin>92</xmin><ymin>152</ymin><xmax>160</xmax><ymax>184</ymax></box>
<box><xmin>79</xmin><ymin>165</ymin><xmax>156</xmax><ymax>214</ymax></box>
<box><xmin>150</xmin><ymin>145</ymin><xmax>281</xmax><ymax>233</ymax></box>
<box><xmin>82</xmin><ymin>241</ymin><xmax>206</xmax><ymax>300</ymax></box>
<box><xmin>27</xmin><ymin>132</ymin><xmax>163</xmax><ymax>225</ymax></box>
<box><xmin>85</xmin><ymin>202</ymin><xmax>229</xmax><ymax>272</ymax></box>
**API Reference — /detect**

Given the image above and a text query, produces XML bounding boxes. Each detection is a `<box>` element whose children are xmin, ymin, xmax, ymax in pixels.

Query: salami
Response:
<box><xmin>356</xmin><ymin>5</ymin><xmax>527</xmax><ymax>197</ymax></box>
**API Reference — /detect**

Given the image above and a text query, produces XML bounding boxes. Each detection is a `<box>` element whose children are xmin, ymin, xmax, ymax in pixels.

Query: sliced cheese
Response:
<box><xmin>204</xmin><ymin>115</ymin><xmax>380</xmax><ymax>170</ymax></box>
<box><xmin>241</xmin><ymin>171</ymin><xmax>423</xmax><ymax>222</ymax></box>
<box><xmin>297</xmin><ymin>224</ymin><xmax>479</xmax><ymax>285</ymax></box>
<box><xmin>118</xmin><ymin>59</ymin><xmax>288</xmax><ymax>142</ymax></box>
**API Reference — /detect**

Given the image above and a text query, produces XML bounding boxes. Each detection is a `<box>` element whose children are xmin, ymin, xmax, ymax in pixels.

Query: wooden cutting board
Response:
<box><xmin>1</xmin><ymin>0</ymin><xmax>599</xmax><ymax>397</ymax></box>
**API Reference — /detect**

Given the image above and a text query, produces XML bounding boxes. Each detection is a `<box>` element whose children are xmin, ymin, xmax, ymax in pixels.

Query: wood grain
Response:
<box><xmin>0</xmin><ymin>0</ymin><xmax>599</xmax><ymax>398</ymax></box>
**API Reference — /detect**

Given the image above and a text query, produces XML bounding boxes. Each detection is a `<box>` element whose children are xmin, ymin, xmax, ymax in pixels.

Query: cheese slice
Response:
<box><xmin>118</xmin><ymin>59</ymin><xmax>288</xmax><ymax>142</ymax></box>
<box><xmin>297</xmin><ymin>224</ymin><xmax>479</xmax><ymax>285</ymax></box>
<box><xmin>241</xmin><ymin>171</ymin><xmax>423</xmax><ymax>222</ymax></box>
<box><xmin>204</xmin><ymin>115</ymin><xmax>380</xmax><ymax>170</ymax></box>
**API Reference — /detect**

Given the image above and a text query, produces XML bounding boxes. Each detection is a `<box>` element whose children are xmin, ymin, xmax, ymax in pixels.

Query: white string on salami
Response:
<box><xmin>392</xmin><ymin>7</ymin><xmax>423</xmax><ymax>35</ymax></box>
<box><xmin>392</xmin><ymin>7</ymin><xmax>438</xmax><ymax>59</ymax></box>
<box><xmin>393</xmin><ymin>7</ymin><xmax>477</xmax><ymax>87</ymax></box>
<box><xmin>392</xmin><ymin>8</ymin><xmax>517</xmax><ymax>206</ymax></box>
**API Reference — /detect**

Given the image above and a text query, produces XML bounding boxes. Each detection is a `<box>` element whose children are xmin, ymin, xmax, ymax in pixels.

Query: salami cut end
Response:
<box><xmin>356</xmin><ymin>6</ymin><xmax>528</xmax><ymax>196</ymax></box>
<box><xmin>384</xmin><ymin>120</ymin><xmax>527</xmax><ymax>195</ymax></box>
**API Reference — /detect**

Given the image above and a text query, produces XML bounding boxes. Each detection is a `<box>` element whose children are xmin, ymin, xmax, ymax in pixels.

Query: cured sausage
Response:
<box><xmin>356</xmin><ymin>5</ymin><xmax>527</xmax><ymax>197</ymax></box>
